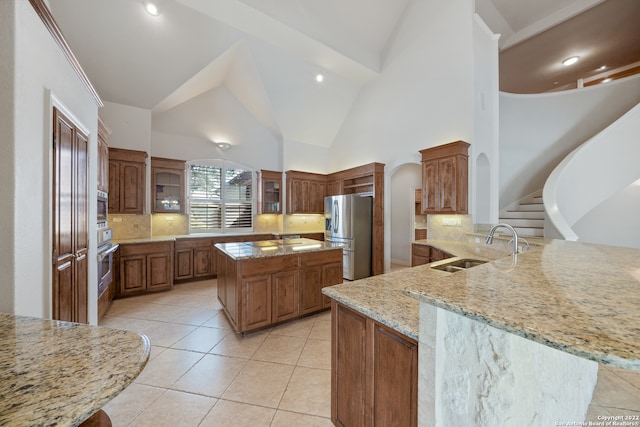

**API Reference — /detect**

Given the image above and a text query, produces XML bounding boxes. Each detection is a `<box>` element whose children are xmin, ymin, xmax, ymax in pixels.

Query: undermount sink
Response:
<box><xmin>430</xmin><ymin>258</ymin><xmax>488</xmax><ymax>273</ymax></box>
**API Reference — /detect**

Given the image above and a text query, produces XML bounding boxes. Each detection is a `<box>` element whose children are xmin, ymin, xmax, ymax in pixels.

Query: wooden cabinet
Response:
<box><xmin>97</xmin><ymin>116</ymin><xmax>110</xmax><ymax>193</ymax></box>
<box><xmin>332</xmin><ymin>301</ymin><xmax>418</xmax><ymax>427</ymax></box>
<box><xmin>109</xmin><ymin>148</ymin><xmax>147</xmax><ymax>214</ymax></box>
<box><xmin>414</xmin><ymin>189</ymin><xmax>422</xmax><ymax>215</ymax></box>
<box><xmin>52</xmin><ymin>107</ymin><xmax>88</xmax><ymax>324</ymax></box>
<box><xmin>174</xmin><ymin>238</ymin><xmax>215</xmax><ymax>281</ymax></box>
<box><xmin>300</xmin><ymin>251</ymin><xmax>343</xmax><ymax>314</ymax></box>
<box><xmin>420</xmin><ymin>140</ymin><xmax>469</xmax><ymax>214</ymax></box>
<box><xmin>257</xmin><ymin>170</ymin><xmax>282</xmax><ymax>214</ymax></box>
<box><xmin>411</xmin><ymin>243</ymin><xmax>454</xmax><ymax>266</ymax></box>
<box><xmin>272</xmin><ymin>270</ymin><xmax>300</xmax><ymax>323</ymax></box>
<box><xmin>286</xmin><ymin>170</ymin><xmax>326</xmax><ymax>214</ymax></box>
<box><xmin>216</xmin><ymin>247</ymin><xmax>342</xmax><ymax>333</ymax></box>
<box><xmin>414</xmin><ymin>228</ymin><xmax>427</xmax><ymax>240</ymax></box>
<box><xmin>326</xmin><ymin>179</ymin><xmax>342</xmax><ymax>197</ymax></box>
<box><xmin>117</xmin><ymin>242</ymin><xmax>173</xmax><ymax>297</ymax></box>
<box><xmin>152</xmin><ymin>157</ymin><xmax>185</xmax><ymax>213</ymax></box>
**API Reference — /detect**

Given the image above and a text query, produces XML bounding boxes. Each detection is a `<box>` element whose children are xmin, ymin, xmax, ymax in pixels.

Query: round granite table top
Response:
<box><xmin>0</xmin><ymin>313</ymin><xmax>150</xmax><ymax>426</ymax></box>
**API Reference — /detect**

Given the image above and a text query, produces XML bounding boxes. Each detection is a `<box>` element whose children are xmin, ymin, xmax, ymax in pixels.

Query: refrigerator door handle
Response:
<box><xmin>333</xmin><ymin>200</ymin><xmax>339</xmax><ymax>234</ymax></box>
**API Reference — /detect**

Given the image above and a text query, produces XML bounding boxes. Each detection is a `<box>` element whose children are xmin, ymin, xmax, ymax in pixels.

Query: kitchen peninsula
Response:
<box><xmin>0</xmin><ymin>313</ymin><xmax>149</xmax><ymax>426</ymax></box>
<box><xmin>323</xmin><ymin>239</ymin><xmax>640</xmax><ymax>426</ymax></box>
<box><xmin>215</xmin><ymin>238</ymin><xmax>342</xmax><ymax>334</ymax></box>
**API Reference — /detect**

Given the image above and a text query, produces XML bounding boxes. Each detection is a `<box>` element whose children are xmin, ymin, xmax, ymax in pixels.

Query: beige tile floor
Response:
<box><xmin>100</xmin><ymin>279</ymin><xmax>333</xmax><ymax>426</ymax></box>
<box><xmin>100</xmin><ymin>278</ymin><xmax>640</xmax><ymax>426</ymax></box>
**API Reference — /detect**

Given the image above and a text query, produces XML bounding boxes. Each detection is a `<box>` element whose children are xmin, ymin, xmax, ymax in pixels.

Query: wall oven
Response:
<box><xmin>97</xmin><ymin>190</ymin><xmax>108</xmax><ymax>226</ymax></box>
<box><xmin>97</xmin><ymin>227</ymin><xmax>118</xmax><ymax>296</ymax></box>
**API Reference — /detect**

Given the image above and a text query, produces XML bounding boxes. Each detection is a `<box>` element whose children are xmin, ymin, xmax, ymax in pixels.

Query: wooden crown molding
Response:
<box><xmin>29</xmin><ymin>0</ymin><xmax>103</xmax><ymax>108</ymax></box>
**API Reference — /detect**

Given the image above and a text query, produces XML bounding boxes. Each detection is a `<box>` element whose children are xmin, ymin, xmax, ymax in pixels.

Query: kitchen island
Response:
<box><xmin>0</xmin><ymin>313</ymin><xmax>149</xmax><ymax>426</ymax></box>
<box><xmin>215</xmin><ymin>238</ymin><xmax>342</xmax><ymax>334</ymax></box>
<box><xmin>323</xmin><ymin>238</ymin><xmax>640</xmax><ymax>426</ymax></box>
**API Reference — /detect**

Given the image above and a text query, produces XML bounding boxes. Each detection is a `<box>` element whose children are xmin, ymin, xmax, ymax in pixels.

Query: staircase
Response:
<box><xmin>499</xmin><ymin>190</ymin><xmax>545</xmax><ymax>237</ymax></box>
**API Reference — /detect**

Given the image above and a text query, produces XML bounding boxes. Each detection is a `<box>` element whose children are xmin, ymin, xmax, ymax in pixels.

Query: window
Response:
<box><xmin>188</xmin><ymin>160</ymin><xmax>254</xmax><ymax>232</ymax></box>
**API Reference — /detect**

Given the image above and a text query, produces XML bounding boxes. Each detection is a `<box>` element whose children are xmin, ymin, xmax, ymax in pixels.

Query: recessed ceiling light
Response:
<box><xmin>562</xmin><ymin>56</ymin><xmax>580</xmax><ymax>66</ymax></box>
<box><xmin>316</xmin><ymin>74</ymin><xmax>324</xmax><ymax>83</ymax></box>
<box><xmin>144</xmin><ymin>0</ymin><xmax>161</xmax><ymax>16</ymax></box>
<box><xmin>597</xmin><ymin>65</ymin><xmax>607</xmax><ymax>71</ymax></box>
<box><xmin>601</xmin><ymin>78</ymin><xmax>612</xmax><ymax>84</ymax></box>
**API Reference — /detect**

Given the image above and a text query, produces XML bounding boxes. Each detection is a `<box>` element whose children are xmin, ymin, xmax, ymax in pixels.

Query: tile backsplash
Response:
<box><xmin>427</xmin><ymin>215</ymin><xmax>473</xmax><ymax>241</ymax></box>
<box><xmin>110</xmin><ymin>213</ymin><xmax>325</xmax><ymax>239</ymax></box>
<box><xmin>254</xmin><ymin>214</ymin><xmax>325</xmax><ymax>234</ymax></box>
<box><xmin>152</xmin><ymin>214</ymin><xmax>189</xmax><ymax>236</ymax></box>
<box><xmin>109</xmin><ymin>214</ymin><xmax>151</xmax><ymax>240</ymax></box>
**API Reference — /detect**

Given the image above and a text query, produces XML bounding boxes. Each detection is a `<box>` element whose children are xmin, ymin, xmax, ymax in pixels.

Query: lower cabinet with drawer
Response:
<box><xmin>411</xmin><ymin>243</ymin><xmax>454</xmax><ymax>266</ymax></box>
<box><xmin>117</xmin><ymin>241</ymin><xmax>174</xmax><ymax>297</ymax></box>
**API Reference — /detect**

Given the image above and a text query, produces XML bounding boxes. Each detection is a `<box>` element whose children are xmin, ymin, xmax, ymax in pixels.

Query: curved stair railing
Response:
<box><xmin>543</xmin><ymin>102</ymin><xmax>640</xmax><ymax>241</ymax></box>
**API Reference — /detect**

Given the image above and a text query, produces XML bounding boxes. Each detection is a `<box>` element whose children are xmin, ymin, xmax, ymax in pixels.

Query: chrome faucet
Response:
<box><xmin>485</xmin><ymin>223</ymin><xmax>519</xmax><ymax>256</ymax></box>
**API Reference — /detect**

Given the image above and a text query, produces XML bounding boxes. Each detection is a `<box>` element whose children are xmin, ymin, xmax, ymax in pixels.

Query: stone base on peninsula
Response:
<box><xmin>418</xmin><ymin>303</ymin><xmax>599</xmax><ymax>426</ymax></box>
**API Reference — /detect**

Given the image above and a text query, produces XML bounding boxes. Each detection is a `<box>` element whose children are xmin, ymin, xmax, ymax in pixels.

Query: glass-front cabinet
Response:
<box><xmin>257</xmin><ymin>170</ymin><xmax>282</xmax><ymax>214</ymax></box>
<box><xmin>152</xmin><ymin>157</ymin><xmax>186</xmax><ymax>213</ymax></box>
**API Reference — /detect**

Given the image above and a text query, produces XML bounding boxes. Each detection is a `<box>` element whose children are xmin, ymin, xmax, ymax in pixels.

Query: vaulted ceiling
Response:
<box><xmin>48</xmin><ymin>0</ymin><xmax>640</xmax><ymax>148</ymax></box>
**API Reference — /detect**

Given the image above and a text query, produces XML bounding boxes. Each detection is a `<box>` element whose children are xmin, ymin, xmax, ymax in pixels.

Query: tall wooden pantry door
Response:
<box><xmin>52</xmin><ymin>107</ymin><xmax>88</xmax><ymax>323</ymax></box>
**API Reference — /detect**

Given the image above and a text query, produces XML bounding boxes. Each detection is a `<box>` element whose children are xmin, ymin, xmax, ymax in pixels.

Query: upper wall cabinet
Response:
<box><xmin>109</xmin><ymin>148</ymin><xmax>147</xmax><ymax>214</ymax></box>
<box><xmin>97</xmin><ymin>116</ymin><xmax>111</xmax><ymax>193</ymax></box>
<box><xmin>419</xmin><ymin>141</ymin><xmax>469</xmax><ymax>214</ymax></box>
<box><xmin>151</xmin><ymin>157</ymin><xmax>186</xmax><ymax>214</ymax></box>
<box><xmin>257</xmin><ymin>170</ymin><xmax>282</xmax><ymax>214</ymax></box>
<box><xmin>286</xmin><ymin>170</ymin><xmax>326</xmax><ymax>214</ymax></box>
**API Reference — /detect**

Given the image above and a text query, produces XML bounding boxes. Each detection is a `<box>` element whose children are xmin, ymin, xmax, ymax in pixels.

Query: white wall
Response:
<box><xmin>573</xmin><ymin>180</ymin><xmax>640</xmax><ymax>249</ymax></box>
<box><xmin>499</xmin><ymin>75</ymin><xmax>640</xmax><ymax>209</ymax></box>
<box><xmin>472</xmin><ymin>14</ymin><xmax>500</xmax><ymax>225</ymax></box>
<box><xmin>151</xmin><ymin>86</ymin><xmax>281</xmax><ymax>171</ymax></box>
<box><xmin>390</xmin><ymin>163</ymin><xmax>422</xmax><ymax>266</ymax></box>
<box><xmin>283</xmin><ymin>139</ymin><xmax>331</xmax><ymax>174</ymax></box>
<box><xmin>101</xmin><ymin>102</ymin><xmax>151</xmax><ymax>152</ymax></box>
<box><xmin>329</xmin><ymin>0</ymin><xmax>475</xmax><ymax>175</ymax></box>
<box><xmin>0</xmin><ymin>1</ymin><xmax>100</xmax><ymax>320</ymax></box>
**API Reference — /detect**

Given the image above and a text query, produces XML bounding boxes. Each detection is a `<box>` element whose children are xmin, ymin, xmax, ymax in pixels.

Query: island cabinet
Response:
<box><xmin>286</xmin><ymin>170</ymin><xmax>326</xmax><ymax>214</ymax></box>
<box><xmin>411</xmin><ymin>244</ymin><xmax>454</xmax><ymax>266</ymax></box>
<box><xmin>216</xmin><ymin>246</ymin><xmax>342</xmax><ymax>334</ymax></box>
<box><xmin>109</xmin><ymin>148</ymin><xmax>147</xmax><ymax>214</ymax></box>
<box><xmin>117</xmin><ymin>241</ymin><xmax>174</xmax><ymax>297</ymax></box>
<box><xmin>299</xmin><ymin>251</ymin><xmax>343</xmax><ymax>314</ymax></box>
<box><xmin>332</xmin><ymin>301</ymin><xmax>418</xmax><ymax>427</ymax></box>
<box><xmin>419</xmin><ymin>140</ymin><xmax>469</xmax><ymax>214</ymax></box>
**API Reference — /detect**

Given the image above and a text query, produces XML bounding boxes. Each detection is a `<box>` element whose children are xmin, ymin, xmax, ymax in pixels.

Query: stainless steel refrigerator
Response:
<box><xmin>324</xmin><ymin>194</ymin><xmax>372</xmax><ymax>280</ymax></box>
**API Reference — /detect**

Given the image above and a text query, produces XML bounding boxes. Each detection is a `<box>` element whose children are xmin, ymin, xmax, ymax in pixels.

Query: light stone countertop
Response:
<box><xmin>323</xmin><ymin>239</ymin><xmax>640</xmax><ymax>371</ymax></box>
<box><xmin>322</xmin><ymin>239</ymin><xmax>510</xmax><ymax>340</ymax></box>
<box><xmin>215</xmin><ymin>238</ymin><xmax>338</xmax><ymax>260</ymax></box>
<box><xmin>0</xmin><ymin>313</ymin><xmax>150</xmax><ymax>426</ymax></box>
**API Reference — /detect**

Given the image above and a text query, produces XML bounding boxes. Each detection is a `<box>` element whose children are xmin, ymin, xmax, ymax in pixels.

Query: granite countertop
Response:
<box><xmin>0</xmin><ymin>313</ymin><xmax>150</xmax><ymax>426</ymax></box>
<box><xmin>322</xmin><ymin>239</ymin><xmax>510</xmax><ymax>340</ymax></box>
<box><xmin>324</xmin><ymin>238</ymin><xmax>640</xmax><ymax>370</ymax></box>
<box><xmin>404</xmin><ymin>239</ymin><xmax>640</xmax><ymax>370</ymax></box>
<box><xmin>215</xmin><ymin>238</ymin><xmax>337</xmax><ymax>260</ymax></box>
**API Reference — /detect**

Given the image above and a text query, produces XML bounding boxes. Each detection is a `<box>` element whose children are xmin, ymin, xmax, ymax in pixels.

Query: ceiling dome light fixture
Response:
<box><xmin>316</xmin><ymin>74</ymin><xmax>324</xmax><ymax>83</ymax></box>
<box><xmin>562</xmin><ymin>56</ymin><xmax>580</xmax><ymax>66</ymax></box>
<box><xmin>215</xmin><ymin>141</ymin><xmax>231</xmax><ymax>151</ymax></box>
<box><xmin>144</xmin><ymin>0</ymin><xmax>161</xmax><ymax>16</ymax></box>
